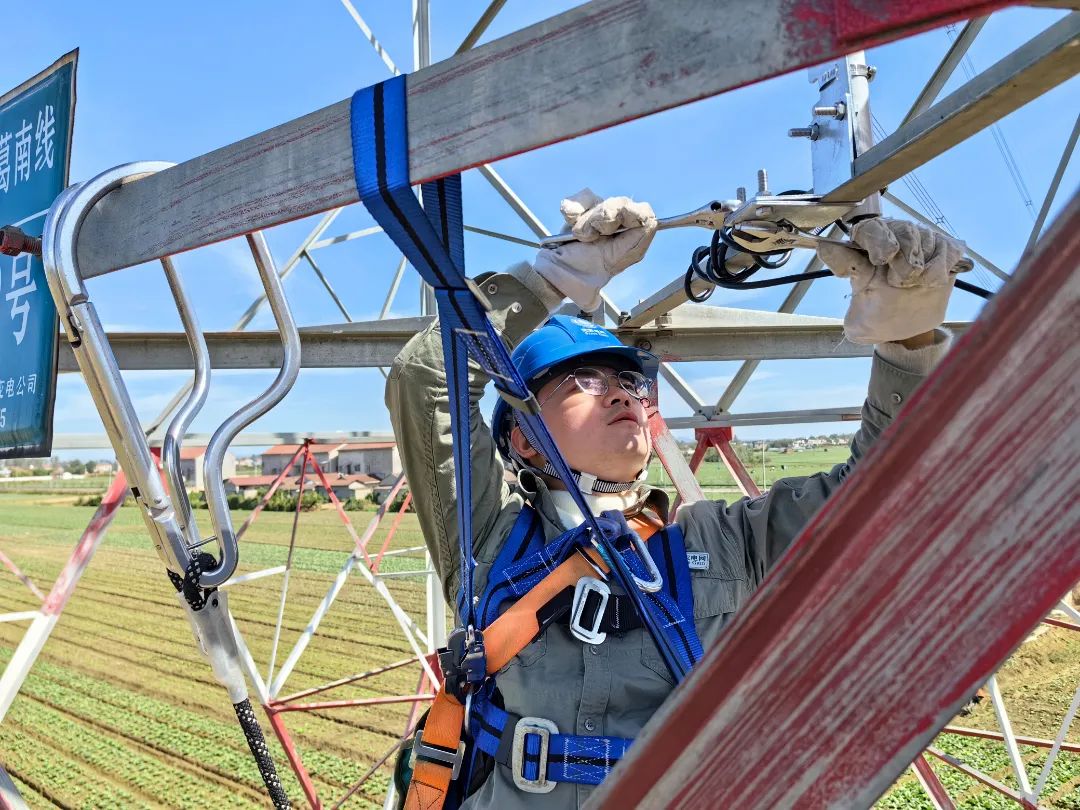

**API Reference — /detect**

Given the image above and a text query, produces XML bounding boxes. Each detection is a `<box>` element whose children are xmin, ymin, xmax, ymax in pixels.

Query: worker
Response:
<box><xmin>385</xmin><ymin>189</ymin><xmax>967</xmax><ymax>809</ymax></box>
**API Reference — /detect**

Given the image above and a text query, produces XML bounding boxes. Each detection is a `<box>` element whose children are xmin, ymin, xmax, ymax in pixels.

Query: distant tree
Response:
<box><xmin>65</xmin><ymin>460</ymin><xmax>86</xmax><ymax>475</ymax></box>
<box><xmin>732</xmin><ymin>442</ymin><xmax>756</xmax><ymax>467</ymax></box>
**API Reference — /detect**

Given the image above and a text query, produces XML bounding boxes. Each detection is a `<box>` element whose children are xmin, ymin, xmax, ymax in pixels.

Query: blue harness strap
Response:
<box><xmin>353</xmin><ymin>76</ymin><xmax>602</xmax><ymax>632</ymax></box>
<box><xmin>471</xmin><ymin>699</ymin><xmax>633</xmax><ymax>787</ymax></box>
<box><xmin>480</xmin><ymin>507</ymin><xmax>702</xmax><ymax>665</ymax></box>
<box><xmin>350</xmin><ymin>73</ymin><xmax>700</xmax><ymax>691</ymax></box>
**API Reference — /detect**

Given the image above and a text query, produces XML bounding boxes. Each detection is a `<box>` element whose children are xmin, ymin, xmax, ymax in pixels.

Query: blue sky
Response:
<box><xmin>10</xmin><ymin>2</ymin><xmax>1079</xmax><ymax>457</ymax></box>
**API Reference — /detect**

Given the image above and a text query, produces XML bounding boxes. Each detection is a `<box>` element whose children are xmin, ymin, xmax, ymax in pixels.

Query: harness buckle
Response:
<box><xmin>576</xmin><ymin>471</ymin><xmax>598</xmax><ymax>494</ymax></box>
<box><xmin>438</xmin><ymin>626</ymin><xmax>486</xmax><ymax>702</ymax></box>
<box><xmin>512</xmin><ymin>716</ymin><xmax>558</xmax><ymax>794</ymax></box>
<box><xmin>569</xmin><ymin>577</ymin><xmax>609</xmax><ymax>645</ymax></box>
<box><xmin>411</xmin><ymin>727</ymin><xmax>467</xmax><ymax>780</ymax></box>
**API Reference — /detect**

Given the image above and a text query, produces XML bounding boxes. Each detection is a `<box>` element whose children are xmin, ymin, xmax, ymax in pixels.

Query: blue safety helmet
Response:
<box><xmin>492</xmin><ymin>315</ymin><xmax>659</xmax><ymax>465</ymax></box>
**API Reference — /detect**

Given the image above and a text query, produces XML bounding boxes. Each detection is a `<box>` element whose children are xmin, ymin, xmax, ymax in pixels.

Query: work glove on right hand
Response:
<box><xmin>817</xmin><ymin>217</ymin><xmax>970</xmax><ymax>345</ymax></box>
<box><xmin>532</xmin><ymin>188</ymin><xmax>657</xmax><ymax>312</ymax></box>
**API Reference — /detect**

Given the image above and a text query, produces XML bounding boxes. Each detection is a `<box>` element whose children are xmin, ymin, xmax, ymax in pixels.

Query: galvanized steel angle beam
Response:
<box><xmin>54</xmin><ymin>318</ymin><xmax>972</xmax><ymax>372</ymax></box>
<box><xmin>70</xmin><ymin>0</ymin><xmax>1034</xmax><ymax>278</ymax></box>
<box><xmin>829</xmin><ymin>12</ymin><xmax>1080</xmax><ymax>202</ymax></box>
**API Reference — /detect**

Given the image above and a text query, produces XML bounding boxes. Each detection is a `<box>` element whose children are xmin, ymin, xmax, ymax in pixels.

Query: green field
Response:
<box><xmin>0</xmin><ymin>476</ymin><xmax>116</xmax><ymax>496</ymax></box>
<box><xmin>647</xmin><ymin>444</ymin><xmax>853</xmax><ymax>493</ymax></box>
<box><xmin>0</xmin><ymin>490</ymin><xmax>1077</xmax><ymax>808</ymax></box>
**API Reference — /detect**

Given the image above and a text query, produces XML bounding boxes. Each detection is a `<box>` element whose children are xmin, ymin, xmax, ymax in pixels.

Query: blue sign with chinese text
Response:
<box><xmin>0</xmin><ymin>52</ymin><xmax>76</xmax><ymax>459</ymax></box>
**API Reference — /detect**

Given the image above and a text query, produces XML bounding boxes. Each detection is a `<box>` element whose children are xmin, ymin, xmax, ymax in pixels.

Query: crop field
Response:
<box><xmin>0</xmin><ymin>487</ymin><xmax>1076</xmax><ymax>809</ymax></box>
<box><xmin>647</xmin><ymin>444</ymin><xmax>853</xmax><ymax>494</ymax></box>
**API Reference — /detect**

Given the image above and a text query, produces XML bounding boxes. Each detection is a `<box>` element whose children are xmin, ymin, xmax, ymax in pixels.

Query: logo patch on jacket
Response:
<box><xmin>686</xmin><ymin>551</ymin><xmax>710</xmax><ymax>571</ymax></box>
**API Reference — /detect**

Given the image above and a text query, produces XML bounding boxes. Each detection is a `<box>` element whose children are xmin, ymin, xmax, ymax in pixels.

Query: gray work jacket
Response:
<box><xmin>386</xmin><ymin>262</ymin><xmax>938</xmax><ymax>810</ymax></box>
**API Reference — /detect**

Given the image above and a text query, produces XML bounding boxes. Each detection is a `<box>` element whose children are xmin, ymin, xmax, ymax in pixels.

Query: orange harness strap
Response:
<box><xmin>404</xmin><ymin>514</ymin><xmax>662</xmax><ymax>810</ymax></box>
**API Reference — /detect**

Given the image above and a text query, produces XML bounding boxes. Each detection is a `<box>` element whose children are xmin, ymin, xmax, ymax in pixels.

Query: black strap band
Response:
<box><xmin>536</xmin><ymin>586</ymin><xmax>644</xmax><ymax>635</ymax></box>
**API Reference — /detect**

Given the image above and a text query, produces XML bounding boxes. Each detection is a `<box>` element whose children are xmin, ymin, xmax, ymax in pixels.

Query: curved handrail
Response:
<box><xmin>199</xmin><ymin>231</ymin><xmax>301</xmax><ymax>586</ymax></box>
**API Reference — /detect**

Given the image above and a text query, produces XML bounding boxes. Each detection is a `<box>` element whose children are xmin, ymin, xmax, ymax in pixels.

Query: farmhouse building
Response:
<box><xmin>178</xmin><ymin>446</ymin><xmax>237</xmax><ymax>492</ymax></box>
<box><xmin>259</xmin><ymin>440</ymin><xmax>400</xmax><ymax>480</ymax></box>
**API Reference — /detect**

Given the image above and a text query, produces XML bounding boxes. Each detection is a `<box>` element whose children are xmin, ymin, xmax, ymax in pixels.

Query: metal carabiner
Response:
<box><xmin>589</xmin><ymin>526</ymin><xmax>663</xmax><ymax>594</ymax></box>
<box><xmin>42</xmin><ymin>162</ymin><xmax>194</xmax><ymax>576</ymax></box>
<box><xmin>624</xmin><ymin>530</ymin><xmax>664</xmax><ymax>593</ymax></box>
<box><xmin>199</xmin><ymin>230</ymin><xmax>301</xmax><ymax>587</ymax></box>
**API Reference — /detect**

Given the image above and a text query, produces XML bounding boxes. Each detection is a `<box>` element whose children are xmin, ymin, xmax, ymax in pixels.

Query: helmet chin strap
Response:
<box><xmin>533</xmin><ymin>459</ymin><xmax>649</xmax><ymax>495</ymax></box>
<box><xmin>512</xmin><ymin>411</ymin><xmax>650</xmax><ymax>495</ymax></box>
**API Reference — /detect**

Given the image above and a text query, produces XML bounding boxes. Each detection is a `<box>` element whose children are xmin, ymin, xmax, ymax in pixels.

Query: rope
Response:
<box><xmin>234</xmin><ymin>699</ymin><xmax>292</xmax><ymax>809</ymax></box>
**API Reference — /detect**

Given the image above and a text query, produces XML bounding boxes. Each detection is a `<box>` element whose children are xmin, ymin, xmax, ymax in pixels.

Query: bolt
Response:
<box><xmin>788</xmin><ymin>124</ymin><xmax>820</xmax><ymax>140</ymax></box>
<box><xmin>736</xmin><ymin>186</ymin><xmax>747</xmax><ymax>203</ymax></box>
<box><xmin>635</xmin><ymin>339</ymin><xmax>653</xmax><ymax>352</ymax></box>
<box><xmin>757</xmin><ymin>169</ymin><xmax>769</xmax><ymax>195</ymax></box>
<box><xmin>813</xmin><ymin>102</ymin><xmax>846</xmax><ymax>120</ymax></box>
<box><xmin>0</xmin><ymin>225</ymin><xmax>42</xmax><ymax>258</ymax></box>
<box><xmin>866</xmin><ymin>65</ymin><xmax>877</xmax><ymax>82</ymax></box>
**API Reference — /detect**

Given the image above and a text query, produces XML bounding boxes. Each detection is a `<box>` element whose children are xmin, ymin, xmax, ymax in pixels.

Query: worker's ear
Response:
<box><xmin>509</xmin><ymin>425</ymin><xmax>542</xmax><ymax>464</ymax></box>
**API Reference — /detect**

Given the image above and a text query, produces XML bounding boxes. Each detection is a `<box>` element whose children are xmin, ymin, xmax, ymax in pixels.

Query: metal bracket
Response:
<box><xmin>412</xmin><ymin>728</ymin><xmax>467</xmax><ymax>781</ymax></box>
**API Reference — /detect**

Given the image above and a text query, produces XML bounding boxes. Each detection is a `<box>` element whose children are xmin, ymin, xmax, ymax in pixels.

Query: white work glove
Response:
<box><xmin>532</xmin><ymin>188</ymin><xmax>657</xmax><ymax>312</ymax></box>
<box><xmin>816</xmin><ymin>218</ymin><xmax>970</xmax><ymax>344</ymax></box>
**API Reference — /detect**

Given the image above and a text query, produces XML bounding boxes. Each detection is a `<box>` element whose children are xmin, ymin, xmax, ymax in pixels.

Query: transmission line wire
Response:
<box><xmin>946</xmin><ymin>24</ymin><xmax>1037</xmax><ymax>220</ymax></box>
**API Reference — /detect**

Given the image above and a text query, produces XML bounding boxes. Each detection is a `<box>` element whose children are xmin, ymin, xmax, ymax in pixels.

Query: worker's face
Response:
<box><xmin>510</xmin><ymin>365</ymin><xmax>652</xmax><ymax>484</ymax></box>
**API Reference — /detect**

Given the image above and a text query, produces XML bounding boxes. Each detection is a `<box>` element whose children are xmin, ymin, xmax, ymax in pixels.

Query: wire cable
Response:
<box><xmin>682</xmin><ymin>187</ymin><xmax>993</xmax><ymax>300</ymax></box>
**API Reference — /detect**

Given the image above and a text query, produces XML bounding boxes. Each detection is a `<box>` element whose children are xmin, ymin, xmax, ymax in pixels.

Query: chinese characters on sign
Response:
<box><xmin>6</xmin><ymin>252</ymin><xmax>37</xmax><ymax>345</ymax></box>
<box><xmin>0</xmin><ymin>52</ymin><xmax>75</xmax><ymax>459</ymax></box>
<box><xmin>0</xmin><ymin>106</ymin><xmax>55</xmax><ymax>194</ymax></box>
<box><xmin>0</xmin><ymin>374</ymin><xmax>37</xmax><ymax>399</ymax></box>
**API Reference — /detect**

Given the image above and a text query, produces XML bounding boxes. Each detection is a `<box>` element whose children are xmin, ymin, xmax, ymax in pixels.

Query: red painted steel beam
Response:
<box><xmin>591</xmin><ymin>192</ymin><xmax>1080</xmax><ymax>809</ymax></box>
<box><xmin>649</xmin><ymin>410</ymin><xmax>707</xmax><ymax>507</ymax></box>
<box><xmin>911</xmin><ymin>755</ymin><xmax>957</xmax><ymax>810</ymax></box>
<box><xmin>925</xmin><ymin>747</ymin><xmax>1038</xmax><ymax>807</ymax></box>
<box><xmin>265</xmin><ymin>707</ymin><xmax>322</xmax><ymax>809</ymax></box>
<box><xmin>269</xmin><ymin>694</ymin><xmax>436</xmax><ymax>713</ymax></box>
<box><xmin>43</xmin><ymin>471</ymin><xmax>128</xmax><ymax>615</ymax></box>
<box><xmin>942</xmin><ymin>725</ymin><xmax>1080</xmax><ymax>754</ymax></box>
<box><xmin>1041</xmin><ymin>616</ymin><xmax>1080</xmax><ymax>631</ymax></box>
<box><xmin>698</xmin><ymin>427</ymin><xmax>763</xmax><ymax>498</ymax></box>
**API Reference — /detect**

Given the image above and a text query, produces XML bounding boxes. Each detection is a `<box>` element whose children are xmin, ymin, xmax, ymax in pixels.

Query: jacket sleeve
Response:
<box><xmin>679</xmin><ymin>331</ymin><xmax>951</xmax><ymax>586</ymax></box>
<box><xmin>385</xmin><ymin>262</ymin><xmax>563</xmax><ymax>602</ymax></box>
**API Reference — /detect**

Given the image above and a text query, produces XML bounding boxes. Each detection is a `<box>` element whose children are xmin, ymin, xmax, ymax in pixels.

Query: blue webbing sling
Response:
<box><xmin>350</xmin><ymin>74</ymin><xmax>700</xmax><ymax>687</ymax></box>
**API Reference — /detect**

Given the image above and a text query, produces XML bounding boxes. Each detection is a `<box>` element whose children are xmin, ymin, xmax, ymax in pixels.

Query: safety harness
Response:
<box><xmin>464</xmin><ymin>505</ymin><xmax>699</xmax><ymax>792</ymax></box>
<box><xmin>351</xmin><ymin>75</ymin><xmax>702</xmax><ymax>809</ymax></box>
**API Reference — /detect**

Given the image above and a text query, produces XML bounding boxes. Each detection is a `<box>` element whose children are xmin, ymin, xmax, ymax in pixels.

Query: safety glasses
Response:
<box><xmin>539</xmin><ymin>367</ymin><xmax>654</xmax><ymax>407</ymax></box>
